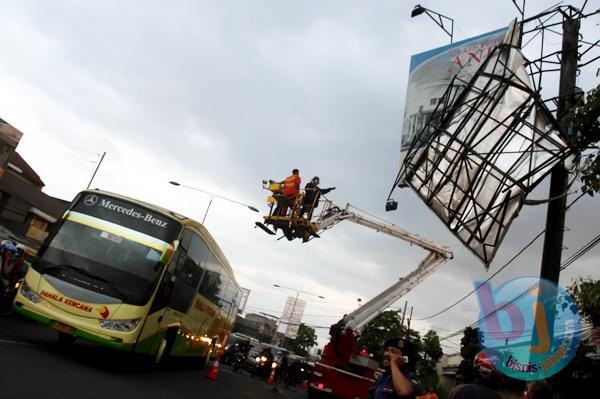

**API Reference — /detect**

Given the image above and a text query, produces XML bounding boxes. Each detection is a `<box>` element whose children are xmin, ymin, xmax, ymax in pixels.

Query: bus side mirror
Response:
<box><xmin>160</xmin><ymin>241</ymin><xmax>178</xmax><ymax>264</ymax></box>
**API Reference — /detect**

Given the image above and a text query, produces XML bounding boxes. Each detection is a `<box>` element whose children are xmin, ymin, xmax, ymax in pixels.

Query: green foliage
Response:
<box><xmin>284</xmin><ymin>323</ymin><xmax>317</xmax><ymax>357</ymax></box>
<box><xmin>421</xmin><ymin>330</ymin><xmax>443</xmax><ymax>363</ymax></box>
<box><xmin>416</xmin><ymin>359</ymin><xmax>439</xmax><ymax>391</ymax></box>
<box><xmin>416</xmin><ymin>330</ymin><xmax>443</xmax><ymax>391</ymax></box>
<box><xmin>357</xmin><ymin>310</ymin><xmax>422</xmax><ymax>364</ymax></box>
<box><xmin>357</xmin><ymin>310</ymin><xmax>403</xmax><ymax>363</ymax></box>
<box><xmin>568</xmin><ymin>277</ymin><xmax>600</xmax><ymax>327</ymax></box>
<box><xmin>456</xmin><ymin>327</ymin><xmax>481</xmax><ymax>383</ymax></box>
<box><xmin>548</xmin><ymin>342</ymin><xmax>600</xmax><ymax>398</ymax></box>
<box><xmin>568</xmin><ymin>84</ymin><xmax>600</xmax><ymax>195</ymax></box>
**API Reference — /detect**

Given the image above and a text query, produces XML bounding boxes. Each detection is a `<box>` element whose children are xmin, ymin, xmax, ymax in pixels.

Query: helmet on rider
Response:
<box><xmin>15</xmin><ymin>244</ymin><xmax>26</xmax><ymax>257</ymax></box>
<box><xmin>473</xmin><ymin>350</ymin><xmax>503</xmax><ymax>387</ymax></box>
<box><xmin>1</xmin><ymin>240</ymin><xmax>17</xmax><ymax>254</ymax></box>
<box><xmin>311</xmin><ymin>176</ymin><xmax>320</xmax><ymax>185</ymax></box>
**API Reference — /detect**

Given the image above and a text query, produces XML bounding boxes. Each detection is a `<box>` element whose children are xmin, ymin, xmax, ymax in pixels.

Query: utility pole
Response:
<box><xmin>539</xmin><ymin>17</ymin><xmax>580</xmax><ymax>284</ymax></box>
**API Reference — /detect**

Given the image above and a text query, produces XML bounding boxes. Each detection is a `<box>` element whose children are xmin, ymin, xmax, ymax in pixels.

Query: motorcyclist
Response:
<box><xmin>0</xmin><ymin>241</ymin><xmax>26</xmax><ymax>314</ymax></box>
<box><xmin>232</xmin><ymin>339</ymin><xmax>251</xmax><ymax>371</ymax></box>
<box><xmin>255</xmin><ymin>347</ymin><xmax>275</xmax><ymax>379</ymax></box>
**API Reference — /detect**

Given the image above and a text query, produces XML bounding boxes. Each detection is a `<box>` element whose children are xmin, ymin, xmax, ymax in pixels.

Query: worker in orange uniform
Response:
<box><xmin>275</xmin><ymin>169</ymin><xmax>301</xmax><ymax>216</ymax></box>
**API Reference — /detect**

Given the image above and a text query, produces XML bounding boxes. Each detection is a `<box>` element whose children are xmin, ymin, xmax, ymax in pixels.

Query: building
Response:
<box><xmin>234</xmin><ymin>313</ymin><xmax>278</xmax><ymax>342</ymax></box>
<box><xmin>0</xmin><ymin>151</ymin><xmax>69</xmax><ymax>247</ymax></box>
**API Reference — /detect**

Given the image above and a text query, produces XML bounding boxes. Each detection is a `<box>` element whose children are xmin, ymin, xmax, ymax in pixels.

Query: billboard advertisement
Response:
<box><xmin>277</xmin><ymin>296</ymin><xmax>306</xmax><ymax>339</ymax></box>
<box><xmin>399</xmin><ymin>27</ymin><xmax>508</xmax><ymax>184</ymax></box>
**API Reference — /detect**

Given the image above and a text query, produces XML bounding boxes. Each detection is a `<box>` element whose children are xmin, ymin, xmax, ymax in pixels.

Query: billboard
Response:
<box><xmin>402</xmin><ymin>22</ymin><xmax>571</xmax><ymax>266</ymax></box>
<box><xmin>237</xmin><ymin>287</ymin><xmax>250</xmax><ymax>315</ymax></box>
<box><xmin>398</xmin><ymin>27</ymin><xmax>507</xmax><ymax>185</ymax></box>
<box><xmin>277</xmin><ymin>296</ymin><xmax>306</xmax><ymax>339</ymax></box>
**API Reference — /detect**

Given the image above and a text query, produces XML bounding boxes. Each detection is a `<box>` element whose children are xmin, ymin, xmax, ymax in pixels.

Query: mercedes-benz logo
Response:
<box><xmin>84</xmin><ymin>195</ymin><xmax>98</xmax><ymax>206</ymax></box>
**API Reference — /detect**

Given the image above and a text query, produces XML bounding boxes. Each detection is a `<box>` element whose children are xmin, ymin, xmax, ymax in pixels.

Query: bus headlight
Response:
<box><xmin>99</xmin><ymin>318</ymin><xmax>141</xmax><ymax>332</ymax></box>
<box><xmin>20</xmin><ymin>281</ymin><xmax>43</xmax><ymax>303</ymax></box>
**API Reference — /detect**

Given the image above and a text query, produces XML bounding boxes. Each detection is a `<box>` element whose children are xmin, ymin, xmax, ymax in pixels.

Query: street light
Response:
<box><xmin>169</xmin><ymin>181</ymin><xmax>259</xmax><ymax>224</ymax></box>
<box><xmin>273</xmin><ymin>284</ymin><xmax>325</xmax><ymax>347</ymax></box>
<box><xmin>411</xmin><ymin>4</ymin><xmax>454</xmax><ymax>44</ymax></box>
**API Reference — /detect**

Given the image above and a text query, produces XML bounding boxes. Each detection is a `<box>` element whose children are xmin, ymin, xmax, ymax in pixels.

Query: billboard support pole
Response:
<box><xmin>539</xmin><ymin>16</ymin><xmax>580</xmax><ymax>285</ymax></box>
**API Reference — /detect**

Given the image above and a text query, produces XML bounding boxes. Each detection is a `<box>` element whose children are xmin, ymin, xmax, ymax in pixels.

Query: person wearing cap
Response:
<box><xmin>300</xmin><ymin>176</ymin><xmax>335</xmax><ymax>220</ymax></box>
<box><xmin>368</xmin><ymin>337</ymin><xmax>420</xmax><ymax>399</ymax></box>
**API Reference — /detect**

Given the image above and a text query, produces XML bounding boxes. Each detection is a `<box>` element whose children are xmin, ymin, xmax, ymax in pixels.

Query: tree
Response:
<box><xmin>568</xmin><ymin>277</ymin><xmax>600</xmax><ymax>327</ymax></box>
<box><xmin>456</xmin><ymin>327</ymin><xmax>482</xmax><ymax>383</ymax></box>
<box><xmin>283</xmin><ymin>323</ymin><xmax>317</xmax><ymax>357</ymax></box>
<box><xmin>416</xmin><ymin>330</ymin><xmax>443</xmax><ymax>391</ymax></box>
<box><xmin>357</xmin><ymin>310</ymin><xmax>403</xmax><ymax>363</ymax></box>
<box><xmin>357</xmin><ymin>310</ymin><xmax>422</xmax><ymax>364</ymax></box>
<box><xmin>421</xmin><ymin>330</ymin><xmax>443</xmax><ymax>363</ymax></box>
<box><xmin>569</xmin><ymin>84</ymin><xmax>600</xmax><ymax>195</ymax></box>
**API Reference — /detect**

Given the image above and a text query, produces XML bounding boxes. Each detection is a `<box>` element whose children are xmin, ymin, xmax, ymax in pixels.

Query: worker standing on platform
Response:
<box><xmin>274</xmin><ymin>169</ymin><xmax>301</xmax><ymax>216</ymax></box>
<box><xmin>300</xmin><ymin>176</ymin><xmax>335</xmax><ymax>220</ymax></box>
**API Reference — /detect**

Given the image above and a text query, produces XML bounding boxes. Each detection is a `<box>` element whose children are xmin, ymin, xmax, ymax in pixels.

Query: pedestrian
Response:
<box><xmin>300</xmin><ymin>176</ymin><xmax>335</xmax><ymax>220</ymax></box>
<box><xmin>368</xmin><ymin>337</ymin><xmax>421</xmax><ymax>399</ymax></box>
<box><xmin>274</xmin><ymin>169</ymin><xmax>301</xmax><ymax>216</ymax></box>
<box><xmin>0</xmin><ymin>241</ymin><xmax>26</xmax><ymax>314</ymax></box>
<box><xmin>449</xmin><ymin>351</ymin><xmax>503</xmax><ymax>399</ymax></box>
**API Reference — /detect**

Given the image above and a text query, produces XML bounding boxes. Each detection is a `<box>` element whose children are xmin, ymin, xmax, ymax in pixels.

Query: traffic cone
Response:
<box><xmin>206</xmin><ymin>356</ymin><xmax>220</xmax><ymax>381</ymax></box>
<box><xmin>302</xmin><ymin>380</ymin><xmax>308</xmax><ymax>390</ymax></box>
<box><xmin>266</xmin><ymin>365</ymin><xmax>277</xmax><ymax>385</ymax></box>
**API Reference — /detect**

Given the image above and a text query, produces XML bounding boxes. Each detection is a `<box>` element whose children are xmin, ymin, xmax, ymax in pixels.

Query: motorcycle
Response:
<box><xmin>251</xmin><ymin>353</ymin><xmax>275</xmax><ymax>379</ymax></box>
<box><xmin>232</xmin><ymin>350</ymin><xmax>246</xmax><ymax>372</ymax></box>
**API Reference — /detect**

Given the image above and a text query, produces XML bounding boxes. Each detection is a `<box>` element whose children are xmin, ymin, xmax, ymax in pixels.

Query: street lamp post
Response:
<box><xmin>273</xmin><ymin>284</ymin><xmax>325</xmax><ymax>348</ymax></box>
<box><xmin>411</xmin><ymin>4</ymin><xmax>454</xmax><ymax>44</ymax></box>
<box><xmin>169</xmin><ymin>181</ymin><xmax>259</xmax><ymax>224</ymax></box>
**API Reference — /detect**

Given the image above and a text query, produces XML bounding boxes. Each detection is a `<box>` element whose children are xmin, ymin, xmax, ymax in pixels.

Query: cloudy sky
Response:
<box><xmin>0</xmin><ymin>0</ymin><xmax>598</xmax><ymax>352</ymax></box>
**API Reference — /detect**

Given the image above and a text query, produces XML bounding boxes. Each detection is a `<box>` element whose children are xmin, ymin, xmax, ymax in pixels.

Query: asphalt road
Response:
<box><xmin>0</xmin><ymin>313</ymin><xmax>308</xmax><ymax>399</ymax></box>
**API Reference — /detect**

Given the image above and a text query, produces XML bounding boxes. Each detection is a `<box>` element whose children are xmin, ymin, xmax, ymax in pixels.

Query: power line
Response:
<box><xmin>440</xmin><ymin>231</ymin><xmax>600</xmax><ymax>343</ymax></box>
<box><xmin>414</xmin><ymin>190</ymin><xmax>589</xmax><ymax>322</ymax></box>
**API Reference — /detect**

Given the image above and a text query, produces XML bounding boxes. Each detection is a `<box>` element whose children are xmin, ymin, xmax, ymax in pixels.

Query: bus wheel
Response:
<box><xmin>58</xmin><ymin>332</ymin><xmax>76</xmax><ymax>346</ymax></box>
<box><xmin>154</xmin><ymin>329</ymin><xmax>176</xmax><ymax>365</ymax></box>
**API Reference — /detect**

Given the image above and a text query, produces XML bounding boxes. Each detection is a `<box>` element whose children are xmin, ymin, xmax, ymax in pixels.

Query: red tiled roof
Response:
<box><xmin>8</xmin><ymin>151</ymin><xmax>45</xmax><ymax>188</ymax></box>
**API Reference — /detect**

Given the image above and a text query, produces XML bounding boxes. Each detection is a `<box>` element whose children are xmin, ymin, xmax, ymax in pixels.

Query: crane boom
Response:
<box><xmin>308</xmin><ymin>202</ymin><xmax>453</xmax><ymax>399</ymax></box>
<box><xmin>315</xmin><ymin>203</ymin><xmax>453</xmax><ymax>333</ymax></box>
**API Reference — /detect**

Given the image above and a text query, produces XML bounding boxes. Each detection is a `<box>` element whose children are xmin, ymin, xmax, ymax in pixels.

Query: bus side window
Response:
<box><xmin>152</xmin><ymin>229</ymin><xmax>200</xmax><ymax>314</ymax></box>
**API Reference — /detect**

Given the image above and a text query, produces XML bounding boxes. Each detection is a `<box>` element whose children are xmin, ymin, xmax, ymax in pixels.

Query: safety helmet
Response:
<box><xmin>473</xmin><ymin>350</ymin><xmax>503</xmax><ymax>384</ymax></box>
<box><xmin>312</xmin><ymin>176</ymin><xmax>320</xmax><ymax>185</ymax></box>
<box><xmin>15</xmin><ymin>244</ymin><xmax>26</xmax><ymax>256</ymax></box>
<box><xmin>1</xmin><ymin>240</ymin><xmax>17</xmax><ymax>253</ymax></box>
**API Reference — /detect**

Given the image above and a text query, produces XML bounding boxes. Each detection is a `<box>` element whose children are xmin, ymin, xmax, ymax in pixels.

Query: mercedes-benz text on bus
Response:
<box><xmin>13</xmin><ymin>190</ymin><xmax>242</xmax><ymax>364</ymax></box>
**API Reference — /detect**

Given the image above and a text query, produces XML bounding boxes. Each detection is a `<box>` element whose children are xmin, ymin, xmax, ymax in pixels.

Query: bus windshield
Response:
<box><xmin>35</xmin><ymin>193</ymin><xmax>182</xmax><ymax>306</ymax></box>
